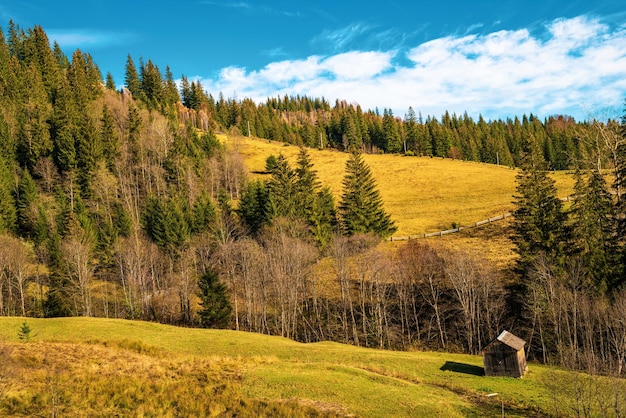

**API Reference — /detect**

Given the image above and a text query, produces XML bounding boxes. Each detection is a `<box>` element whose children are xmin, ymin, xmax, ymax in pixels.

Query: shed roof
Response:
<box><xmin>482</xmin><ymin>330</ymin><xmax>526</xmax><ymax>352</ymax></box>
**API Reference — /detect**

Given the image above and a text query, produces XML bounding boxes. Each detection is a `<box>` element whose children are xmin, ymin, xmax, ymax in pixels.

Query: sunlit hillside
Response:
<box><xmin>223</xmin><ymin>134</ymin><xmax>576</xmax><ymax>238</ymax></box>
<box><xmin>2</xmin><ymin>317</ymin><xmax>622</xmax><ymax>417</ymax></box>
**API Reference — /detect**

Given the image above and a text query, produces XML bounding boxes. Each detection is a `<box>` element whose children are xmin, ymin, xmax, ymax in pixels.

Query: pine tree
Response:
<box><xmin>294</xmin><ymin>147</ymin><xmax>337</xmax><ymax>246</ymax></box>
<box><xmin>163</xmin><ymin>65</ymin><xmax>180</xmax><ymax>106</ymax></box>
<box><xmin>404</xmin><ymin>107</ymin><xmax>419</xmax><ymax>153</ymax></box>
<box><xmin>569</xmin><ymin>169</ymin><xmax>619</xmax><ymax>292</ymax></box>
<box><xmin>51</xmin><ymin>76</ymin><xmax>78</xmax><ymax>172</ymax></box>
<box><xmin>191</xmin><ymin>191</ymin><xmax>216</xmax><ymax>234</ymax></box>
<box><xmin>100</xmin><ymin>104</ymin><xmax>120</xmax><ymax>169</ymax></box>
<box><xmin>16</xmin><ymin>62</ymin><xmax>52</xmax><ymax>170</ymax></box>
<box><xmin>238</xmin><ymin>179</ymin><xmax>270</xmax><ymax>235</ymax></box>
<box><xmin>197</xmin><ymin>269</ymin><xmax>232</xmax><ymax>328</ymax></box>
<box><xmin>124</xmin><ymin>54</ymin><xmax>140</xmax><ymax>98</ymax></box>
<box><xmin>339</xmin><ymin>151</ymin><xmax>396</xmax><ymax>237</ymax></box>
<box><xmin>105</xmin><ymin>72</ymin><xmax>115</xmax><ymax>90</ymax></box>
<box><xmin>16</xmin><ymin>167</ymin><xmax>38</xmax><ymax>237</ymax></box>
<box><xmin>0</xmin><ymin>158</ymin><xmax>16</xmax><ymax>233</ymax></box>
<box><xmin>512</xmin><ymin>132</ymin><xmax>567</xmax><ymax>276</ymax></box>
<box><xmin>266</xmin><ymin>154</ymin><xmax>298</xmax><ymax>219</ymax></box>
<box><xmin>383</xmin><ymin>109</ymin><xmax>402</xmax><ymax>153</ymax></box>
<box><xmin>140</xmin><ymin>59</ymin><xmax>163</xmax><ymax>109</ymax></box>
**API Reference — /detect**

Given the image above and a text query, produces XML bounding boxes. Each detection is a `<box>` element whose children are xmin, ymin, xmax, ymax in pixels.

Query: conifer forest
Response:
<box><xmin>1</xmin><ymin>23</ymin><xmax>626</xmax><ymax>378</ymax></box>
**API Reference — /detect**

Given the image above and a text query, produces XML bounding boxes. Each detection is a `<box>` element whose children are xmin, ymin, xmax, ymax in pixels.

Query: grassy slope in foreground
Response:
<box><xmin>0</xmin><ymin>317</ymin><xmax>575</xmax><ymax>417</ymax></box>
<box><xmin>225</xmin><ymin>135</ymin><xmax>575</xmax><ymax>238</ymax></box>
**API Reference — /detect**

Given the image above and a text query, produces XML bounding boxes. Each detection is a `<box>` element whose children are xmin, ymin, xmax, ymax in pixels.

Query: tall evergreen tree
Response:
<box><xmin>16</xmin><ymin>62</ymin><xmax>52</xmax><ymax>170</ymax></box>
<box><xmin>105</xmin><ymin>72</ymin><xmax>115</xmax><ymax>90</ymax></box>
<box><xmin>238</xmin><ymin>179</ymin><xmax>270</xmax><ymax>235</ymax></box>
<box><xmin>266</xmin><ymin>154</ymin><xmax>299</xmax><ymax>219</ymax></box>
<box><xmin>0</xmin><ymin>158</ymin><xmax>16</xmax><ymax>233</ymax></box>
<box><xmin>512</xmin><ymin>132</ymin><xmax>567</xmax><ymax>276</ymax></box>
<box><xmin>124</xmin><ymin>54</ymin><xmax>141</xmax><ymax>98</ymax></box>
<box><xmin>404</xmin><ymin>107</ymin><xmax>419</xmax><ymax>153</ymax></box>
<box><xmin>383</xmin><ymin>108</ymin><xmax>402</xmax><ymax>153</ymax></box>
<box><xmin>569</xmin><ymin>169</ymin><xmax>619</xmax><ymax>292</ymax></box>
<box><xmin>338</xmin><ymin>151</ymin><xmax>396</xmax><ymax>237</ymax></box>
<box><xmin>140</xmin><ymin>59</ymin><xmax>163</xmax><ymax>109</ymax></box>
<box><xmin>100</xmin><ymin>104</ymin><xmax>120</xmax><ymax>169</ymax></box>
<box><xmin>15</xmin><ymin>167</ymin><xmax>38</xmax><ymax>237</ymax></box>
<box><xmin>197</xmin><ymin>269</ymin><xmax>232</xmax><ymax>329</ymax></box>
<box><xmin>294</xmin><ymin>147</ymin><xmax>337</xmax><ymax>246</ymax></box>
<box><xmin>51</xmin><ymin>76</ymin><xmax>78</xmax><ymax>172</ymax></box>
<box><xmin>163</xmin><ymin>65</ymin><xmax>180</xmax><ymax>106</ymax></box>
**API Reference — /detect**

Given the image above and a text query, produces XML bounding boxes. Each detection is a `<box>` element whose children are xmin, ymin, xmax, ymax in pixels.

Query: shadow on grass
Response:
<box><xmin>440</xmin><ymin>361</ymin><xmax>485</xmax><ymax>376</ymax></box>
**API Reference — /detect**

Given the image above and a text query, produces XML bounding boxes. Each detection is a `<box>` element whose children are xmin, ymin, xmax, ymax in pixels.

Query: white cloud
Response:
<box><xmin>200</xmin><ymin>15</ymin><xmax>626</xmax><ymax>121</ymax></box>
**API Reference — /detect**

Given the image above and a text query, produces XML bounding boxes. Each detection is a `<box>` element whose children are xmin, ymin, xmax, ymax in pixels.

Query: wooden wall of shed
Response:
<box><xmin>483</xmin><ymin>343</ymin><xmax>524</xmax><ymax>378</ymax></box>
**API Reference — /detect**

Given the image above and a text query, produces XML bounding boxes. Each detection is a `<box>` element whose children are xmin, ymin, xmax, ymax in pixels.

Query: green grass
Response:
<box><xmin>2</xmin><ymin>317</ymin><xmax>616</xmax><ymax>417</ymax></box>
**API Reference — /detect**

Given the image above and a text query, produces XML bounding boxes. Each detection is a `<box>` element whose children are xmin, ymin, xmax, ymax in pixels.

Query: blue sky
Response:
<box><xmin>2</xmin><ymin>1</ymin><xmax>626</xmax><ymax>120</ymax></box>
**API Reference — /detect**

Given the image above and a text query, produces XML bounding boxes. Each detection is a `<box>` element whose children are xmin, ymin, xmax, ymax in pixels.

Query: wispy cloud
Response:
<box><xmin>199</xmin><ymin>15</ymin><xmax>626</xmax><ymax>121</ymax></box>
<box><xmin>199</xmin><ymin>1</ymin><xmax>300</xmax><ymax>18</ymax></box>
<box><xmin>311</xmin><ymin>23</ymin><xmax>375</xmax><ymax>53</ymax></box>
<box><xmin>47</xmin><ymin>29</ymin><xmax>135</xmax><ymax>49</ymax></box>
<box><xmin>261</xmin><ymin>47</ymin><xmax>288</xmax><ymax>59</ymax></box>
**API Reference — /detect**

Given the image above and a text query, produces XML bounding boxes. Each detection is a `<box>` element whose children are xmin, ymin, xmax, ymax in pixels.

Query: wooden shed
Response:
<box><xmin>481</xmin><ymin>330</ymin><xmax>527</xmax><ymax>378</ymax></box>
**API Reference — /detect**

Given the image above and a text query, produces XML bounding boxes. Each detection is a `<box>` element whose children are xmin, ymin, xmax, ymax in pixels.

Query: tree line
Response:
<box><xmin>1</xmin><ymin>23</ymin><xmax>626</xmax><ymax>382</ymax></box>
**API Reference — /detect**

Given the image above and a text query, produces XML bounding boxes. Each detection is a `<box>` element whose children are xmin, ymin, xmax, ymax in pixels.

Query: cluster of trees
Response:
<box><xmin>115</xmin><ymin>47</ymin><xmax>617</xmax><ymax>172</ymax></box>
<box><xmin>0</xmin><ymin>23</ymin><xmax>396</xmax><ymax>325</ymax></box>
<box><xmin>511</xmin><ymin>115</ymin><xmax>626</xmax><ymax>375</ymax></box>
<box><xmin>2</xmin><ymin>23</ymin><xmax>626</xmax><ymax>380</ymax></box>
<box><xmin>176</xmin><ymin>89</ymin><xmax>612</xmax><ymax>171</ymax></box>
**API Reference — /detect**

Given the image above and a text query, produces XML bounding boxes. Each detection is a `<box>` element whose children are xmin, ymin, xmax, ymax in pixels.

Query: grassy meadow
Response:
<box><xmin>0</xmin><ymin>139</ymin><xmax>592</xmax><ymax>416</ymax></box>
<box><xmin>3</xmin><ymin>317</ymin><xmax>621</xmax><ymax>417</ymax></box>
<box><xmin>224</xmin><ymin>135</ymin><xmax>576</xmax><ymax>238</ymax></box>
<box><xmin>224</xmin><ymin>134</ymin><xmax>577</xmax><ymax>266</ymax></box>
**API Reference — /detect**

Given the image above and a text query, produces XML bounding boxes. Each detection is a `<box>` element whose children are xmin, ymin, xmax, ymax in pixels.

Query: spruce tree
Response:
<box><xmin>164</xmin><ymin>65</ymin><xmax>180</xmax><ymax>106</ymax></box>
<box><xmin>16</xmin><ymin>167</ymin><xmax>38</xmax><ymax>237</ymax></box>
<box><xmin>105</xmin><ymin>72</ymin><xmax>115</xmax><ymax>90</ymax></box>
<box><xmin>140</xmin><ymin>59</ymin><xmax>163</xmax><ymax>109</ymax></box>
<box><xmin>383</xmin><ymin>108</ymin><xmax>402</xmax><ymax>153</ymax></box>
<box><xmin>238</xmin><ymin>180</ymin><xmax>270</xmax><ymax>235</ymax></box>
<box><xmin>569</xmin><ymin>169</ymin><xmax>619</xmax><ymax>292</ymax></box>
<box><xmin>266</xmin><ymin>154</ymin><xmax>298</xmax><ymax>219</ymax></box>
<box><xmin>294</xmin><ymin>147</ymin><xmax>337</xmax><ymax>246</ymax></box>
<box><xmin>512</xmin><ymin>132</ymin><xmax>567</xmax><ymax>276</ymax></box>
<box><xmin>197</xmin><ymin>269</ymin><xmax>232</xmax><ymax>328</ymax></box>
<box><xmin>191</xmin><ymin>191</ymin><xmax>216</xmax><ymax>234</ymax></box>
<box><xmin>124</xmin><ymin>54</ymin><xmax>141</xmax><ymax>98</ymax></box>
<box><xmin>100</xmin><ymin>104</ymin><xmax>120</xmax><ymax>169</ymax></box>
<box><xmin>51</xmin><ymin>76</ymin><xmax>78</xmax><ymax>173</ymax></box>
<box><xmin>404</xmin><ymin>107</ymin><xmax>419</xmax><ymax>153</ymax></box>
<box><xmin>0</xmin><ymin>158</ymin><xmax>16</xmax><ymax>234</ymax></box>
<box><xmin>338</xmin><ymin>151</ymin><xmax>396</xmax><ymax>237</ymax></box>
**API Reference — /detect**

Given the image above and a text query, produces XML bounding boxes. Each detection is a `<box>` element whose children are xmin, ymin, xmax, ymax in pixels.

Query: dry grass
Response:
<box><xmin>222</xmin><ymin>135</ymin><xmax>576</xmax><ymax>238</ymax></box>
<box><xmin>221</xmin><ymin>135</ymin><xmax>576</xmax><ymax>267</ymax></box>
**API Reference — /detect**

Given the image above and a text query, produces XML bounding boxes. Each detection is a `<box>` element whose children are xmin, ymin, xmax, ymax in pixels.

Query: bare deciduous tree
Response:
<box><xmin>59</xmin><ymin>215</ymin><xmax>97</xmax><ymax>317</ymax></box>
<box><xmin>0</xmin><ymin>235</ymin><xmax>34</xmax><ymax>317</ymax></box>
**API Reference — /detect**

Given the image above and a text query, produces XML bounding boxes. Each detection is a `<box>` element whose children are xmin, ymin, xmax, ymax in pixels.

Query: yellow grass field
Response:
<box><xmin>223</xmin><ymin>134</ymin><xmax>576</xmax><ymax>238</ymax></box>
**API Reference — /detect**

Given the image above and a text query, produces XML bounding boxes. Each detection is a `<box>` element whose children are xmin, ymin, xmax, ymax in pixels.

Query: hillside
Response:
<box><xmin>225</xmin><ymin>134</ymin><xmax>576</xmax><ymax>267</ymax></box>
<box><xmin>226</xmin><ymin>134</ymin><xmax>576</xmax><ymax>237</ymax></box>
<box><xmin>3</xmin><ymin>317</ymin><xmax>622</xmax><ymax>417</ymax></box>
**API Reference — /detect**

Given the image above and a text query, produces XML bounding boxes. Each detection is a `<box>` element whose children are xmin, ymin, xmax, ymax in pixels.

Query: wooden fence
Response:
<box><xmin>387</xmin><ymin>196</ymin><xmax>574</xmax><ymax>242</ymax></box>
